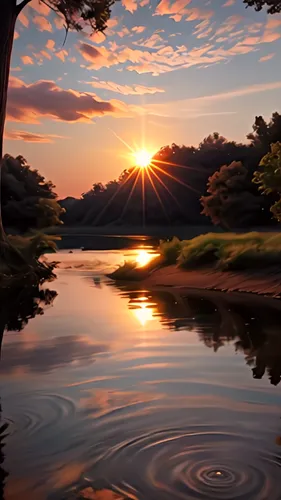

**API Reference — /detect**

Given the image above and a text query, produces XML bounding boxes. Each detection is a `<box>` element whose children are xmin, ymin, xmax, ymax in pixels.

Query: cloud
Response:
<box><xmin>54</xmin><ymin>15</ymin><xmax>65</xmax><ymax>30</ymax></box>
<box><xmin>132</xmin><ymin>26</ymin><xmax>146</xmax><ymax>33</ymax></box>
<box><xmin>30</xmin><ymin>0</ymin><xmax>50</xmax><ymax>15</ymax></box>
<box><xmin>21</xmin><ymin>55</ymin><xmax>34</xmax><ymax>65</ymax></box>
<box><xmin>117</xmin><ymin>26</ymin><xmax>130</xmax><ymax>37</ymax></box>
<box><xmin>46</xmin><ymin>39</ymin><xmax>55</xmax><ymax>51</ymax></box>
<box><xmin>86</xmin><ymin>79</ymin><xmax>165</xmax><ymax>95</ymax></box>
<box><xmin>259</xmin><ymin>53</ymin><xmax>275</xmax><ymax>62</ymax></box>
<box><xmin>11</xmin><ymin>66</ymin><xmax>22</xmax><ymax>72</ymax></box>
<box><xmin>79</xmin><ymin>40</ymin><xmax>224</xmax><ymax>75</ymax></box>
<box><xmin>5</xmin><ymin>129</ymin><xmax>66</xmax><ymax>143</ymax></box>
<box><xmin>140</xmin><ymin>0</ymin><xmax>150</xmax><ymax>5</ymax></box>
<box><xmin>14</xmin><ymin>31</ymin><xmax>20</xmax><ymax>40</ymax></box>
<box><xmin>7</xmin><ymin>77</ymin><xmax>131</xmax><ymax>124</ymax></box>
<box><xmin>185</xmin><ymin>7</ymin><xmax>214</xmax><ymax>21</ymax></box>
<box><xmin>122</xmin><ymin>0</ymin><xmax>138</xmax><ymax>13</ymax></box>
<box><xmin>0</xmin><ymin>335</ymin><xmax>109</xmax><ymax>374</ymax></box>
<box><xmin>154</xmin><ymin>0</ymin><xmax>191</xmax><ymax>17</ymax></box>
<box><xmin>40</xmin><ymin>50</ymin><xmax>52</xmax><ymax>60</ymax></box>
<box><xmin>18</xmin><ymin>10</ymin><xmax>29</xmax><ymax>27</ymax></box>
<box><xmin>223</xmin><ymin>0</ymin><xmax>235</xmax><ymax>5</ymax></box>
<box><xmin>33</xmin><ymin>15</ymin><xmax>52</xmax><ymax>32</ymax></box>
<box><xmin>55</xmin><ymin>49</ymin><xmax>68</xmax><ymax>61</ymax></box>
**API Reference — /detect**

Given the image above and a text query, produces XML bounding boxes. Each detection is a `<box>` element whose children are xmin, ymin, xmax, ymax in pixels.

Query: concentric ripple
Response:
<box><xmin>89</xmin><ymin>427</ymin><xmax>281</xmax><ymax>500</ymax></box>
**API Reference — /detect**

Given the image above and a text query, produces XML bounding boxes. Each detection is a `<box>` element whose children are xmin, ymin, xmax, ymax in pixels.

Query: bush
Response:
<box><xmin>159</xmin><ymin>237</ymin><xmax>183</xmax><ymax>264</ymax></box>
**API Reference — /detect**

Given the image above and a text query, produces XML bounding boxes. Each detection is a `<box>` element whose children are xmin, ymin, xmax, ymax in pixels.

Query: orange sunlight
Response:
<box><xmin>135</xmin><ymin>249</ymin><xmax>159</xmax><ymax>267</ymax></box>
<box><xmin>133</xmin><ymin>149</ymin><xmax>153</xmax><ymax>168</ymax></box>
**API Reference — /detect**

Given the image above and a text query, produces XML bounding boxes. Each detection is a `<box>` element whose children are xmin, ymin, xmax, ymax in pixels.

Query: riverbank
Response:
<box><xmin>108</xmin><ymin>232</ymin><xmax>281</xmax><ymax>298</ymax></box>
<box><xmin>142</xmin><ymin>265</ymin><xmax>281</xmax><ymax>297</ymax></box>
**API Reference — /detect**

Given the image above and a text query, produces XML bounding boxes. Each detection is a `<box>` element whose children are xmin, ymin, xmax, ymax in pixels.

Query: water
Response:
<box><xmin>1</xmin><ymin>249</ymin><xmax>281</xmax><ymax>499</ymax></box>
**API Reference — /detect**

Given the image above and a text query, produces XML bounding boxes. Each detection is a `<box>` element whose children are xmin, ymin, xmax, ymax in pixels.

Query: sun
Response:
<box><xmin>133</xmin><ymin>149</ymin><xmax>153</xmax><ymax>168</ymax></box>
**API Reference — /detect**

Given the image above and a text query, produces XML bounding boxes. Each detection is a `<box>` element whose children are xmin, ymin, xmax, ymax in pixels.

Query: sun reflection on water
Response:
<box><xmin>129</xmin><ymin>296</ymin><xmax>157</xmax><ymax>326</ymax></box>
<box><xmin>135</xmin><ymin>249</ymin><xmax>159</xmax><ymax>268</ymax></box>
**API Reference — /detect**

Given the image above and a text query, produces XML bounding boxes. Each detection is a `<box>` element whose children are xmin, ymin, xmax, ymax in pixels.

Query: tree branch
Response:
<box><xmin>16</xmin><ymin>0</ymin><xmax>32</xmax><ymax>16</ymax></box>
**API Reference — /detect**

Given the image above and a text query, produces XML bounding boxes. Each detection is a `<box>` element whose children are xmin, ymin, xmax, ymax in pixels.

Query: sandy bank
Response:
<box><xmin>142</xmin><ymin>265</ymin><xmax>281</xmax><ymax>298</ymax></box>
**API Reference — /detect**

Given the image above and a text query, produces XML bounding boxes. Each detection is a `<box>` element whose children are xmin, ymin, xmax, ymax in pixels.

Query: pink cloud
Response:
<box><xmin>30</xmin><ymin>0</ymin><xmax>50</xmax><ymax>16</ymax></box>
<box><xmin>40</xmin><ymin>50</ymin><xmax>52</xmax><ymax>60</ymax></box>
<box><xmin>14</xmin><ymin>31</ymin><xmax>20</xmax><ymax>40</ymax></box>
<box><xmin>259</xmin><ymin>53</ymin><xmax>275</xmax><ymax>62</ymax></box>
<box><xmin>54</xmin><ymin>15</ymin><xmax>65</xmax><ymax>30</ymax></box>
<box><xmin>223</xmin><ymin>0</ymin><xmax>235</xmax><ymax>6</ymax></box>
<box><xmin>79</xmin><ymin>40</ymin><xmax>224</xmax><ymax>75</ymax></box>
<box><xmin>7</xmin><ymin>77</ymin><xmax>131</xmax><ymax>123</ymax></box>
<box><xmin>140</xmin><ymin>0</ymin><xmax>149</xmax><ymax>5</ymax></box>
<box><xmin>155</xmin><ymin>0</ymin><xmax>191</xmax><ymax>16</ymax></box>
<box><xmin>46</xmin><ymin>39</ymin><xmax>55</xmax><ymax>51</ymax></box>
<box><xmin>18</xmin><ymin>10</ymin><xmax>29</xmax><ymax>27</ymax></box>
<box><xmin>185</xmin><ymin>7</ymin><xmax>214</xmax><ymax>21</ymax></box>
<box><xmin>122</xmin><ymin>0</ymin><xmax>138</xmax><ymax>13</ymax></box>
<box><xmin>86</xmin><ymin>79</ymin><xmax>165</xmax><ymax>95</ymax></box>
<box><xmin>5</xmin><ymin>129</ymin><xmax>66</xmax><ymax>143</ymax></box>
<box><xmin>55</xmin><ymin>50</ymin><xmax>68</xmax><ymax>62</ymax></box>
<box><xmin>11</xmin><ymin>67</ymin><xmax>22</xmax><ymax>72</ymax></box>
<box><xmin>132</xmin><ymin>26</ymin><xmax>146</xmax><ymax>33</ymax></box>
<box><xmin>33</xmin><ymin>15</ymin><xmax>52</xmax><ymax>32</ymax></box>
<box><xmin>21</xmin><ymin>55</ymin><xmax>34</xmax><ymax>65</ymax></box>
<box><xmin>262</xmin><ymin>32</ymin><xmax>281</xmax><ymax>43</ymax></box>
<box><xmin>117</xmin><ymin>26</ymin><xmax>130</xmax><ymax>37</ymax></box>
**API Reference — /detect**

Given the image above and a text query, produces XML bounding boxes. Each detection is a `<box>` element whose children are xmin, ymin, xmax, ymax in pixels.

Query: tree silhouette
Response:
<box><xmin>201</xmin><ymin>161</ymin><xmax>270</xmax><ymax>229</ymax></box>
<box><xmin>253</xmin><ymin>142</ymin><xmax>281</xmax><ymax>222</ymax></box>
<box><xmin>0</xmin><ymin>285</ymin><xmax>57</xmax><ymax>358</ymax></box>
<box><xmin>243</xmin><ymin>0</ymin><xmax>281</xmax><ymax>13</ymax></box>
<box><xmin>2</xmin><ymin>154</ymin><xmax>64</xmax><ymax>232</ymax></box>
<box><xmin>0</xmin><ymin>0</ymin><xmax>119</xmax><ymax>249</ymax></box>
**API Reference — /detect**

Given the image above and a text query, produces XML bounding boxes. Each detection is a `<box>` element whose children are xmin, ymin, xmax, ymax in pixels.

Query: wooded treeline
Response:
<box><xmin>4</xmin><ymin>112</ymin><xmax>281</xmax><ymax>232</ymax></box>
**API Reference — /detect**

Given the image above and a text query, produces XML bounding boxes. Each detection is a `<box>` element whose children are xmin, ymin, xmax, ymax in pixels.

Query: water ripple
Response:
<box><xmin>89</xmin><ymin>427</ymin><xmax>281</xmax><ymax>500</ymax></box>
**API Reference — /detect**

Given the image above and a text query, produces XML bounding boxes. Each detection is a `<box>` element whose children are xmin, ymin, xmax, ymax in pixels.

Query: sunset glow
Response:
<box><xmin>133</xmin><ymin>150</ymin><xmax>153</xmax><ymax>168</ymax></box>
<box><xmin>135</xmin><ymin>249</ymin><xmax>159</xmax><ymax>267</ymax></box>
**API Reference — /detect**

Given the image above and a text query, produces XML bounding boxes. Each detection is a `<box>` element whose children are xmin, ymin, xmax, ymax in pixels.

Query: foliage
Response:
<box><xmin>61</xmin><ymin>113</ymin><xmax>281</xmax><ymax>228</ymax></box>
<box><xmin>159</xmin><ymin>237</ymin><xmax>183</xmax><ymax>264</ymax></box>
<box><xmin>28</xmin><ymin>0</ymin><xmax>119</xmax><ymax>34</ymax></box>
<box><xmin>176</xmin><ymin>232</ymin><xmax>281</xmax><ymax>271</ymax></box>
<box><xmin>247</xmin><ymin>113</ymin><xmax>281</xmax><ymax>150</ymax></box>
<box><xmin>243</xmin><ymin>0</ymin><xmax>281</xmax><ymax>14</ymax></box>
<box><xmin>253</xmin><ymin>142</ymin><xmax>281</xmax><ymax>222</ymax></box>
<box><xmin>200</xmin><ymin>161</ymin><xmax>268</xmax><ymax>229</ymax></box>
<box><xmin>2</xmin><ymin>155</ymin><xmax>64</xmax><ymax>232</ymax></box>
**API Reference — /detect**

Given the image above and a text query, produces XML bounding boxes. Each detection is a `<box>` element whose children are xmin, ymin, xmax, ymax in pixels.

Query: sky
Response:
<box><xmin>5</xmin><ymin>0</ymin><xmax>281</xmax><ymax>197</ymax></box>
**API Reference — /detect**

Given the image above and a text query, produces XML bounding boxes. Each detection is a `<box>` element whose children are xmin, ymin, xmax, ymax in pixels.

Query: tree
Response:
<box><xmin>253</xmin><ymin>142</ymin><xmax>281</xmax><ymax>222</ymax></box>
<box><xmin>201</xmin><ymin>161</ymin><xmax>271</xmax><ymax>229</ymax></box>
<box><xmin>247</xmin><ymin>113</ymin><xmax>281</xmax><ymax>151</ymax></box>
<box><xmin>0</xmin><ymin>0</ymin><xmax>118</xmax><ymax>246</ymax></box>
<box><xmin>243</xmin><ymin>0</ymin><xmax>281</xmax><ymax>13</ymax></box>
<box><xmin>1</xmin><ymin>154</ymin><xmax>64</xmax><ymax>232</ymax></box>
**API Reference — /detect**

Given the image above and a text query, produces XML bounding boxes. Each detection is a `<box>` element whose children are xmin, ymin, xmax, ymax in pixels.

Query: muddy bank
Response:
<box><xmin>140</xmin><ymin>265</ymin><xmax>281</xmax><ymax>298</ymax></box>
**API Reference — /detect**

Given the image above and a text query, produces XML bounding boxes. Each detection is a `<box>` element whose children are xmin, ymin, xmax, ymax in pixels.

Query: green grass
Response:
<box><xmin>161</xmin><ymin>232</ymin><xmax>281</xmax><ymax>271</ymax></box>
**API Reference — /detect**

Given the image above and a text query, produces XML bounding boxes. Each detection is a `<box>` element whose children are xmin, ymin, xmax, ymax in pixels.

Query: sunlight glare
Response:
<box><xmin>130</xmin><ymin>297</ymin><xmax>155</xmax><ymax>326</ymax></box>
<box><xmin>136</xmin><ymin>249</ymin><xmax>158</xmax><ymax>267</ymax></box>
<box><xmin>133</xmin><ymin>149</ymin><xmax>153</xmax><ymax>168</ymax></box>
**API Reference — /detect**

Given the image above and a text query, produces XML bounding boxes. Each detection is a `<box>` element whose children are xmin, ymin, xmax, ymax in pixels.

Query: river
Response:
<box><xmin>0</xmin><ymin>248</ymin><xmax>281</xmax><ymax>499</ymax></box>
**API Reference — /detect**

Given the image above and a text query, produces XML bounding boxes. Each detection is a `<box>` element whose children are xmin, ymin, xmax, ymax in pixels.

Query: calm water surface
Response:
<box><xmin>1</xmin><ymin>248</ymin><xmax>281</xmax><ymax>499</ymax></box>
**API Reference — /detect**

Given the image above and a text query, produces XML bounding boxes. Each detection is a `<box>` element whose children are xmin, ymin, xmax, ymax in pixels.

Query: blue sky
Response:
<box><xmin>5</xmin><ymin>0</ymin><xmax>281</xmax><ymax>197</ymax></box>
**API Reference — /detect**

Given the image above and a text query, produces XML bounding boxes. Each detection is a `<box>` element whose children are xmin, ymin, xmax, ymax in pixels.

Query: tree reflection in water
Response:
<box><xmin>115</xmin><ymin>284</ymin><xmax>281</xmax><ymax>386</ymax></box>
<box><xmin>0</xmin><ymin>284</ymin><xmax>57</xmax><ymax>498</ymax></box>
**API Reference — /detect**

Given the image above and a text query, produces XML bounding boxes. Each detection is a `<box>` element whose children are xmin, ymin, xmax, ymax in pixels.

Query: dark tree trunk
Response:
<box><xmin>0</xmin><ymin>0</ymin><xmax>17</xmax><ymax>241</ymax></box>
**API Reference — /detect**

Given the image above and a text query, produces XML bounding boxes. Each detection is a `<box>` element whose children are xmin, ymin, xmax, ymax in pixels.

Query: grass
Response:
<box><xmin>159</xmin><ymin>232</ymin><xmax>281</xmax><ymax>271</ymax></box>
<box><xmin>0</xmin><ymin>233</ymin><xmax>60</xmax><ymax>288</ymax></box>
